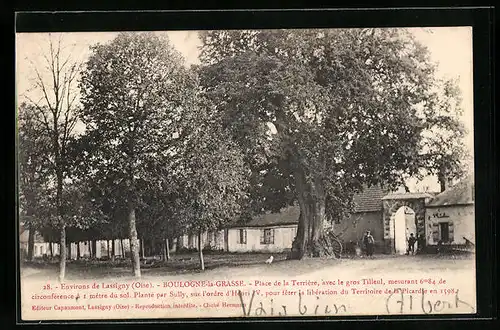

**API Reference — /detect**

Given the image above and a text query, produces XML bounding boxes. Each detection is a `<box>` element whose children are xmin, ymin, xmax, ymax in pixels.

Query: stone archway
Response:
<box><xmin>393</xmin><ymin>206</ymin><xmax>416</xmax><ymax>254</ymax></box>
<box><xmin>381</xmin><ymin>193</ymin><xmax>431</xmax><ymax>254</ymax></box>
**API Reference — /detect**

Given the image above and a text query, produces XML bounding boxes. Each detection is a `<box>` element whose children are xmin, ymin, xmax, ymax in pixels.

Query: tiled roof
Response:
<box><xmin>230</xmin><ymin>205</ymin><xmax>300</xmax><ymax>228</ymax></box>
<box><xmin>382</xmin><ymin>192</ymin><xmax>434</xmax><ymax>200</ymax></box>
<box><xmin>426</xmin><ymin>175</ymin><xmax>474</xmax><ymax>207</ymax></box>
<box><xmin>229</xmin><ymin>182</ymin><xmax>448</xmax><ymax>226</ymax></box>
<box><xmin>352</xmin><ymin>185</ymin><xmax>387</xmax><ymax>213</ymax></box>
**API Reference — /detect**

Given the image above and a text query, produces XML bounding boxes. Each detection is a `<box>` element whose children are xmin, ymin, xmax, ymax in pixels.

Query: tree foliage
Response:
<box><xmin>18</xmin><ymin>29</ymin><xmax>469</xmax><ymax>267</ymax></box>
<box><xmin>198</xmin><ymin>28</ymin><xmax>468</xmax><ymax>258</ymax></box>
<box><xmin>178</xmin><ymin>123</ymin><xmax>249</xmax><ymax>234</ymax></box>
<box><xmin>20</xmin><ymin>34</ymin><xmax>84</xmax><ymax>279</ymax></box>
<box><xmin>170</xmin><ymin>103</ymin><xmax>250</xmax><ymax>269</ymax></box>
<box><xmin>78</xmin><ymin>32</ymin><xmax>198</xmax><ymax>276</ymax></box>
<box><xmin>79</xmin><ymin>32</ymin><xmax>199</xmax><ymax>197</ymax></box>
<box><xmin>417</xmin><ymin>78</ymin><xmax>469</xmax><ymax>191</ymax></box>
<box><xmin>18</xmin><ymin>103</ymin><xmax>53</xmax><ymax>260</ymax></box>
<box><xmin>18</xmin><ymin>103</ymin><xmax>52</xmax><ymax>225</ymax></box>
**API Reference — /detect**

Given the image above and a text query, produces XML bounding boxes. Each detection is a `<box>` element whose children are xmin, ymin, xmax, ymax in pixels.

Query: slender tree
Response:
<box><xmin>175</xmin><ymin>109</ymin><xmax>249</xmax><ymax>270</ymax></box>
<box><xmin>20</xmin><ymin>34</ymin><xmax>83</xmax><ymax>280</ymax></box>
<box><xmin>79</xmin><ymin>32</ymin><xmax>198</xmax><ymax>277</ymax></box>
<box><xmin>418</xmin><ymin>78</ymin><xmax>470</xmax><ymax>191</ymax></box>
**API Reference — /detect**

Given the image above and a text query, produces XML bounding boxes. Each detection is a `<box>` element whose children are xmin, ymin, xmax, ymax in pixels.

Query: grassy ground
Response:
<box><xmin>20</xmin><ymin>251</ymin><xmax>475</xmax><ymax>281</ymax></box>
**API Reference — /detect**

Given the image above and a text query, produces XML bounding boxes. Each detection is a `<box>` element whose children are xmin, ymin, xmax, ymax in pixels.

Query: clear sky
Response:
<box><xmin>16</xmin><ymin>27</ymin><xmax>474</xmax><ymax>192</ymax></box>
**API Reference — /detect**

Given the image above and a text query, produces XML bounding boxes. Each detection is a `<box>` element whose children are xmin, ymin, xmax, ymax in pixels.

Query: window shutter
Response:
<box><xmin>448</xmin><ymin>222</ymin><xmax>454</xmax><ymax>242</ymax></box>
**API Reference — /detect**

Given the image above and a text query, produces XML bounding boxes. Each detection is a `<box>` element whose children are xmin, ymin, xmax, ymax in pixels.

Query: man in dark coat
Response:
<box><xmin>407</xmin><ymin>233</ymin><xmax>417</xmax><ymax>255</ymax></box>
<box><xmin>363</xmin><ymin>231</ymin><xmax>375</xmax><ymax>257</ymax></box>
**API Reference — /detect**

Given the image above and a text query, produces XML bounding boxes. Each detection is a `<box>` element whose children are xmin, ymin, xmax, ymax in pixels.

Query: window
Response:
<box><xmin>237</xmin><ymin>229</ymin><xmax>247</xmax><ymax>244</ymax></box>
<box><xmin>291</xmin><ymin>227</ymin><xmax>297</xmax><ymax>237</ymax></box>
<box><xmin>439</xmin><ymin>222</ymin><xmax>450</xmax><ymax>242</ymax></box>
<box><xmin>260</xmin><ymin>229</ymin><xmax>275</xmax><ymax>245</ymax></box>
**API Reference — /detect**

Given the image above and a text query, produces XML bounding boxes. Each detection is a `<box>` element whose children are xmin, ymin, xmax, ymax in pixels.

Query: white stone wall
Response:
<box><xmin>227</xmin><ymin>225</ymin><xmax>297</xmax><ymax>253</ymax></box>
<box><xmin>425</xmin><ymin>204</ymin><xmax>475</xmax><ymax>245</ymax></box>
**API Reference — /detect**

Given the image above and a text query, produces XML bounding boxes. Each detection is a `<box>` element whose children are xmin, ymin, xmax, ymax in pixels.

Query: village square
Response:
<box><xmin>20</xmin><ymin>173</ymin><xmax>475</xmax><ymax>277</ymax></box>
<box><xmin>17</xmin><ymin>28</ymin><xmax>475</xmax><ymax>282</ymax></box>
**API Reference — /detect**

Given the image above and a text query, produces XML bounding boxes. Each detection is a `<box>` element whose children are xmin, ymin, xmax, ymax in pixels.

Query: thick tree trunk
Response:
<box><xmin>224</xmin><ymin>228</ymin><xmax>229</xmax><ymax>252</ymax></box>
<box><xmin>56</xmin><ymin>171</ymin><xmax>66</xmax><ymax>281</ymax></box>
<box><xmin>198</xmin><ymin>231</ymin><xmax>204</xmax><ymax>271</ymax></box>
<box><xmin>438</xmin><ymin>169</ymin><xmax>446</xmax><ymax>192</ymax></box>
<box><xmin>49</xmin><ymin>242</ymin><xmax>53</xmax><ymax>258</ymax></box>
<box><xmin>91</xmin><ymin>240</ymin><xmax>97</xmax><ymax>259</ymax></box>
<box><xmin>166</xmin><ymin>238</ymin><xmax>170</xmax><ymax>260</ymax></box>
<box><xmin>162</xmin><ymin>239</ymin><xmax>167</xmax><ymax>261</ymax></box>
<box><xmin>290</xmin><ymin>168</ymin><xmax>333</xmax><ymax>260</ymax></box>
<box><xmin>76</xmin><ymin>242</ymin><xmax>81</xmax><ymax>260</ymax></box>
<box><xmin>27</xmin><ymin>226</ymin><xmax>35</xmax><ymax>262</ymax></box>
<box><xmin>59</xmin><ymin>226</ymin><xmax>67</xmax><ymax>282</ymax></box>
<box><xmin>120</xmin><ymin>239</ymin><xmax>125</xmax><ymax>258</ymax></box>
<box><xmin>140</xmin><ymin>238</ymin><xmax>145</xmax><ymax>259</ymax></box>
<box><xmin>107</xmin><ymin>240</ymin><xmax>111</xmax><ymax>258</ymax></box>
<box><xmin>111</xmin><ymin>239</ymin><xmax>115</xmax><ymax>261</ymax></box>
<box><xmin>128</xmin><ymin>206</ymin><xmax>141</xmax><ymax>277</ymax></box>
<box><xmin>439</xmin><ymin>179</ymin><xmax>446</xmax><ymax>193</ymax></box>
<box><xmin>150</xmin><ymin>237</ymin><xmax>156</xmax><ymax>258</ymax></box>
<box><xmin>290</xmin><ymin>167</ymin><xmax>312</xmax><ymax>259</ymax></box>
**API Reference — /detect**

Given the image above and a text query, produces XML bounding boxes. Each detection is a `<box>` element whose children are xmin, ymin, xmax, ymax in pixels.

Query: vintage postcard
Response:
<box><xmin>16</xmin><ymin>26</ymin><xmax>476</xmax><ymax>320</ymax></box>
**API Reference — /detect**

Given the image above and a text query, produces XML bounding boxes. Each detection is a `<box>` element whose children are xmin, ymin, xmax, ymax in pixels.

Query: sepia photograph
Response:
<box><xmin>16</xmin><ymin>26</ymin><xmax>477</xmax><ymax>320</ymax></box>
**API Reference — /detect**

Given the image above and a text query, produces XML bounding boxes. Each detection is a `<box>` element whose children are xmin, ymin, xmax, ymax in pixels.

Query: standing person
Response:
<box><xmin>417</xmin><ymin>234</ymin><xmax>425</xmax><ymax>254</ymax></box>
<box><xmin>407</xmin><ymin>233</ymin><xmax>417</xmax><ymax>255</ymax></box>
<box><xmin>363</xmin><ymin>231</ymin><xmax>375</xmax><ymax>257</ymax></box>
